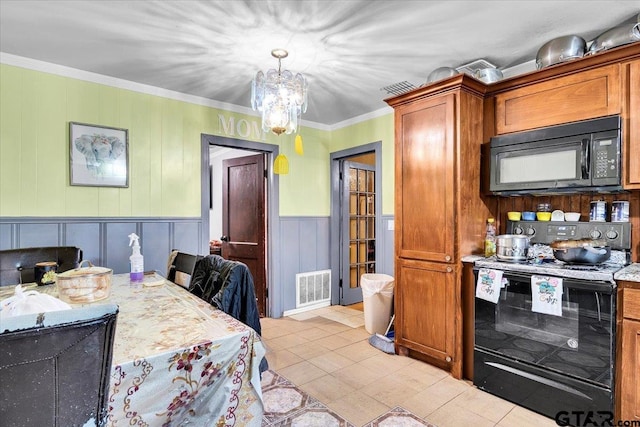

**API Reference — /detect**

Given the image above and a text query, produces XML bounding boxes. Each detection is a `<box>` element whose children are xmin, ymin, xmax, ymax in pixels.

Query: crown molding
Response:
<box><xmin>0</xmin><ymin>52</ymin><xmax>332</xmax><ymax>131</ymax></box>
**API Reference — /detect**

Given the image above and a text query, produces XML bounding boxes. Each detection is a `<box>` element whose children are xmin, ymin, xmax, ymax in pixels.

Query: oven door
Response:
<box><xmin>473</xmin><ymin>269</ymin><xmax>616</xmax><ymax>419</ymax></box>
<box><xmin>474</xmin><ymin>269</ymin><xmax>615</xmax><ymax>388</ymax></box>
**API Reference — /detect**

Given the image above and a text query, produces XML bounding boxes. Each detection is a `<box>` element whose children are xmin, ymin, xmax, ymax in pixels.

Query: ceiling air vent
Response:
<box><xmin>381</xmin><ymin>81</ymin><xmax>416</xmax><ymax>96</ymax></box>
<box><xmin>456</xmin><ymin>59</ymin><xmax>497</xmax><ymax>76</ymax></box>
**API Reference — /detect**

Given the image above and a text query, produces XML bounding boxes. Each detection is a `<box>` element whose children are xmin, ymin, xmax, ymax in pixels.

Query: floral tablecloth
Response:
<box><xmin>5</xmin><ymin>273</ymin><xmax>265</xmax><ymax>426</ymax></box>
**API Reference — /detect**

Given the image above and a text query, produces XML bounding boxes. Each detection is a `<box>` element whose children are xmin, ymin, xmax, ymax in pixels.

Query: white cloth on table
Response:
<box><xmin>531</xmin><ymin>275</ymin><xmax>563</xmax><ymax>317</ymax></box>
<box><xmin>0</xmin><ymin>285</ymin><xmax>71</xmax><ymax>319</ymax></box>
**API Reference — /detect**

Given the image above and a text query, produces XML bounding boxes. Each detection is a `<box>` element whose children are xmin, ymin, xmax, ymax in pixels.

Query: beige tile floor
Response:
<box><xmin>261</xmin><ymin>305</ymin><xmax>558</xmax><ymax>427</ymax></box>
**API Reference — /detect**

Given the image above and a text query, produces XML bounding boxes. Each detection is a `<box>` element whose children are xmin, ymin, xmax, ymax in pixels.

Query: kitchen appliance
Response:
<box><xmin>426</xmin><ymin>67</ymin><xmax>458</xmax><ymax>83</ymax></box>
<box><xmin>473</xmin><ymin>220</ymin><xmax>631</xmax><ymax>421</ymax></box>
<box><xmin>495</xmin><ymin>234</ymin><xmax>530</xmax><ymax>261</ymax></box>
<box><xmin>588</xmin><ymin>14</ymin><xmax>640</xmax><ymax>54</ymax></box>
<box><xmin>473</xmin><ymin>67</ymin><xmax>503</xmax><ymax>84</ymax></box>
<box><xmin>550</xmin><ymin>238</ymin><xmax>611</xmax><ymax>264</ymax></box>
<box><xmin>536</xmin><ymin>35</ymin><xmax>586</xmax><ymax>69</ymax></box>
<box><xmin>489</xmin><ymin>115</ymin><xmax>622</xmax><ymax>195</ymax></box>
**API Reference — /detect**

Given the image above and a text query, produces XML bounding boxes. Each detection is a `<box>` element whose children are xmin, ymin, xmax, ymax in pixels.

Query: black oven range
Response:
<box><xmin>472</xmin><ymin>220</ymin><xmax>631</xmax><ymax>422</ymax></box>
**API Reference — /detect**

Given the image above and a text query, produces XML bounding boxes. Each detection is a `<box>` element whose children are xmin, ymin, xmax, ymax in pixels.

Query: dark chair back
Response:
<box><xmin>0</xmin><ymin>304</ymin><xmax>118</xmax><ymax>427</ymax></box>
<box><xmin>0</xmin><ymin>246</ymin><xmax>83</xmax><ymax>286</ymax></box>
<box><xmin>167</xmin><ymin>251</ymin><xmax>202</xmax><ymax>288</ymax></box>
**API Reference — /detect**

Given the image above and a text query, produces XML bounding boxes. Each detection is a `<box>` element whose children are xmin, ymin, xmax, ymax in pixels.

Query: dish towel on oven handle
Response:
<box><xmin>476</xmin><ymin>268</ymin><xmax>504</xmax><ymax>304</ymax></box>
<box><xmin>531</xmin><ymin>275</ymin><xmax>563</xmax><ymax>316</ymax></box>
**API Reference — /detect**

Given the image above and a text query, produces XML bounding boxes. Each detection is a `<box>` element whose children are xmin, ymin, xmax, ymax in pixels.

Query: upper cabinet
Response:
<box><xmin>493</xmin><ymin>64</ymin><xmax>620</xmax><ymax>134</ymax></box>
<box><xmin>393</xmin><ymin>93</ymin><xmax>456</xmax><ymax>263</ymax></box>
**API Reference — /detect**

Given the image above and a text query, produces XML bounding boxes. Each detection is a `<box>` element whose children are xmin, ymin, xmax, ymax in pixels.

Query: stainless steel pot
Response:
<box><xmin>426</xmin><ymin>67</ymin><xmax>458</xmax><ymax>84</ymax></box>
<box><xmin>588</xmin><ymin>18</ymin><xmax>640</xmax><ymax>54</ymax></box>
<box><xmin>536</xmin><ymin>35</ymin><xmax>586</xmax><ymax>69</ymax></box>
<box><xmin>474</xmin><ymin>67</ymin><xmax>503</xmax><ymax>84</ymax></box>
<box><xmin>495</xmin><ymin>235</ymin><xmax>530</xmax><ymax>261</ymax></box>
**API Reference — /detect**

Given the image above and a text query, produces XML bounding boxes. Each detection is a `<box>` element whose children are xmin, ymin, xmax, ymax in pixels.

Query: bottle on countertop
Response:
<box><xmin>484</xmin><ymin>218</ymin><xmax>496</xmax><ymax>258</ymax></box>
<box><xmin>128</xmin><ymin>233</ymin><xmax>144</xmax><ymax>281</ymax></box>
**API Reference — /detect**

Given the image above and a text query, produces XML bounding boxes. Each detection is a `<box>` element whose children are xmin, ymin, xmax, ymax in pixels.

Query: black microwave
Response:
<box><xmin>489</xmin><ymin>115</ymin><xmax>622</xmax><ymax>195</ymax></box>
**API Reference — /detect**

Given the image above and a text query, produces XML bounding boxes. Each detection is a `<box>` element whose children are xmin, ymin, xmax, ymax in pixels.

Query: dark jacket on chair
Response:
<box><xmin>189</xmin><ymin>255</ymin><xmax>267</xmax><ymax>372</ymax></box>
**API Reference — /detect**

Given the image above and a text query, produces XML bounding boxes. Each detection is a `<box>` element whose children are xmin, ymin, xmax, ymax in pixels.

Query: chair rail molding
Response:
<box><xmin>0</xmin><ymin>216</ymin><xmax>203</xmax><ymax>276</ymax></box>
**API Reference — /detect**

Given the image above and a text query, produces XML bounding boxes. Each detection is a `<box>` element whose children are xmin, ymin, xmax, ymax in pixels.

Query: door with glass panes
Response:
<box><xmin>340</xmin><ymin>161</ymin><xmax>376</xmax><ymax>305</ymax></box>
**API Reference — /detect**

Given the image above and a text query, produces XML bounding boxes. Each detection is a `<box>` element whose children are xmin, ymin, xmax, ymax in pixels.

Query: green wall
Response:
<box><xmin>330</xmin><ymin>114</ymin><xmax>394</xmax><ymax>215</ymax></box>
<box><xmin>0</xmin><ymin>63</ymin><xmax>394</xmax><ymax>217</ymax></box>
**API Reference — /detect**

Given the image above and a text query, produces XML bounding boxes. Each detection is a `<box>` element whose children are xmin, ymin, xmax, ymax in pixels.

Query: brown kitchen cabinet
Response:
<box><xmin>493</xmin><ymin>64</ymin><xmax>621</xmax><ymax>135</ymax></box>
<box><xmin>617</xmin><ymin>284</ymin><xmax>640</xmax><ymax>422</ymax></box>
<box><xmin>395</xmin><ymin>258</ymin><xmax>456</xmax><ymax>364</ymax></box>
<box><xmin>622</xmin><ymin>58</ymin><xmax>640</xmax><ymax>188</ymax></box>
<box><xmin>386</xmin><ymin>75</ymin><xmax>493</xmax><ymax>379</ymax></box>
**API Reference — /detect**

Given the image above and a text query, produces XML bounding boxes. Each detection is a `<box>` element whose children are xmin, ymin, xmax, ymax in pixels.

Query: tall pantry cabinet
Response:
<box><xmin>385</xmin><ymin>75</ymin><xmax>493</xmax><ymax>379</ymax></box>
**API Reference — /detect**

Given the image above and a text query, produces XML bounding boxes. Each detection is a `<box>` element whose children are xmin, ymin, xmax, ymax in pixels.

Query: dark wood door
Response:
<box><xmin>222</xmin><ymin>153</ymin><xmax>267</xmax><ymax>316</ymax></box>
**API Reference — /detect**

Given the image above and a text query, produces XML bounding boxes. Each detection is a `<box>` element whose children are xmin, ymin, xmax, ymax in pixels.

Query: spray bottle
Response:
<box><xmin>128</xmin><ymin>233</ymin><xmax>144</xmax><ymax>281</ymax></box>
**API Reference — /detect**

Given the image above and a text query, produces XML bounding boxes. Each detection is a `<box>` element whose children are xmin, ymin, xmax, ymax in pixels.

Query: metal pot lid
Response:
<box><xmin>57</xmin><ymin>260</ymin><xmax>112</xmax><ymax>278</ymax></box>
<box><xmin>496</xmin><ymin>234</ymin><xmax>530</xmax><ymax>241</ymax></box>
<box><xmin>550</xmin><ymin>238</ymin><xmax>607</xmax><ymax>249</ymax></box>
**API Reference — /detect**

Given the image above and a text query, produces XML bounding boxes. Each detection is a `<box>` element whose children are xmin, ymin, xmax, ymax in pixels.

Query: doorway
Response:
<box><xmin>201</xmin><ymin>135</ymin><xmax>281</xmax><ymax>318</ymax></box>
<box><xmin>330</xmin><ymin>142</ymin><xmax>382</xmax><ymax>306</ymax></box>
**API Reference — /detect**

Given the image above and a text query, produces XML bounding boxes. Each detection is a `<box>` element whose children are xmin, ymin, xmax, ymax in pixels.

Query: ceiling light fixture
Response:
<box><xmin>251</xmin><ymin>49</ymin><xmax>308</xmax><ymax>136</ymax></box>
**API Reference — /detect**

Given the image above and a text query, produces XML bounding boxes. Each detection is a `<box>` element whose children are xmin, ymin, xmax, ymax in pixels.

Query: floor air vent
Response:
<box><xmin>296</xmin><ymin>270</ymin><xmax>331</xmax><ymax>309</ymax></box>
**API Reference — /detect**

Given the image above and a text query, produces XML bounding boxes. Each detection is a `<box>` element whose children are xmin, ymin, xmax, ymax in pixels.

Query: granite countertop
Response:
<box><xmin>614</xmin><ymin>263</ymin><xmax>640</xmax><ymax>283</ymax></box>
<box><xmin>461</xmin><ymin>255</ymin><xmax>639</xmax><ymax>283</ymax></box>
<box><xmin>462</xmin><ymin>255</ymin><xmax>484</xmax><ymax>263</ymax></box>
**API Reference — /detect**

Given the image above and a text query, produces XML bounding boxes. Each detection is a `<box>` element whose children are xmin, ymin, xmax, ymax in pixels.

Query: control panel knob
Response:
<box><xmin>589</xmin><ymin>229</ymin><xmax>602</xmax><ymax>239</ymax></box>
<box><xmin>526</xmin><ymin>227</ymin><xmax>536</xmax><ymax>236</ymax></box>
<box><xmin>606</xmin><ymin>230</ymin><xmax>618</xmax><ymax>240</ymax></box>
<box><xmin>513</xmin><ymin>226</ymin><xmax>524</xmax><ymax>235</ymax></box>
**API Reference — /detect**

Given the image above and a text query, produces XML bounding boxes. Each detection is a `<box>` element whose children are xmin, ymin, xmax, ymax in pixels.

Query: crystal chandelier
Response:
<box><xmin>251</xmin><ymin>49</ymin><xmax>308</xmax><ymax>135</ymax></box>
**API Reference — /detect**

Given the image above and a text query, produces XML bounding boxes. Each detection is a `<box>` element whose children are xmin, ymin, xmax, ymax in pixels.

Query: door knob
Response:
<box><xmin>220</xmin><ymin>235</ymin><xmax>229</xmax><ymax>242</ymax></box>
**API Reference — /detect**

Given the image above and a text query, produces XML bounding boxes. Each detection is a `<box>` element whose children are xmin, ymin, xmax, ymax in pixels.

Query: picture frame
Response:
<box><xmin>69</xmin><ymin>122</ymin><xmax>129</xmax><ymax>187</ymax></box>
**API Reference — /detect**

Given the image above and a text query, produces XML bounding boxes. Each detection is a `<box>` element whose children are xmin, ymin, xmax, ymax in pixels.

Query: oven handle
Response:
<box><xmin>473</xmin><ymin>267</ymin><xmax>615</xmax><ymax>294</ymax></box>
<box><xmin>485</xmin><ymin>362</ymin><xmax>593</xmax><ymax>400</ymax></box>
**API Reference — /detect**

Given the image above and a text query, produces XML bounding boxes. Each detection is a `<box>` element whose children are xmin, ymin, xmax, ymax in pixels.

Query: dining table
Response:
<box><xmin>0</xmin><ymin>272</ymin><xmax>266</xmax><ymax>427</ymax></box>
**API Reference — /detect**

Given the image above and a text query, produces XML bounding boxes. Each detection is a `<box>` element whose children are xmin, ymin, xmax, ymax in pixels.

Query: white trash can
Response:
<box><xmin>361</xmin><ymin>273</ymin><xmax>394</xmax><ymax>335</ymax></box>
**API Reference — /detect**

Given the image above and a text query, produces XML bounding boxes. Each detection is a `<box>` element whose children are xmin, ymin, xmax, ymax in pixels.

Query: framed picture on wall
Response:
<box><xmin>69</xmin><ymin>122</ymin><xmax>129</xmax><ymax>187</ymax></box>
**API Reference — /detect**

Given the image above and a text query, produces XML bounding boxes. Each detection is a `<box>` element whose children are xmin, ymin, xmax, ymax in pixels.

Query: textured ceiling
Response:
<box><xmin>1</xmin><ymin>1</ymin><xmax>638</xmax><ymax>127</ymax></box>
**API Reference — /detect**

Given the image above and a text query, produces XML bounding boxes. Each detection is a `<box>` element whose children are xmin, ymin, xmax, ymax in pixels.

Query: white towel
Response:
<box><xmin>531</xmin><ymin>275</ymin><xmax>563</xmax><ymax>317</ymax></box>
<box><xmin>476</xmin><ymin>268</ymin><xmax>503</xmax><ymax>304</ymax></box>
